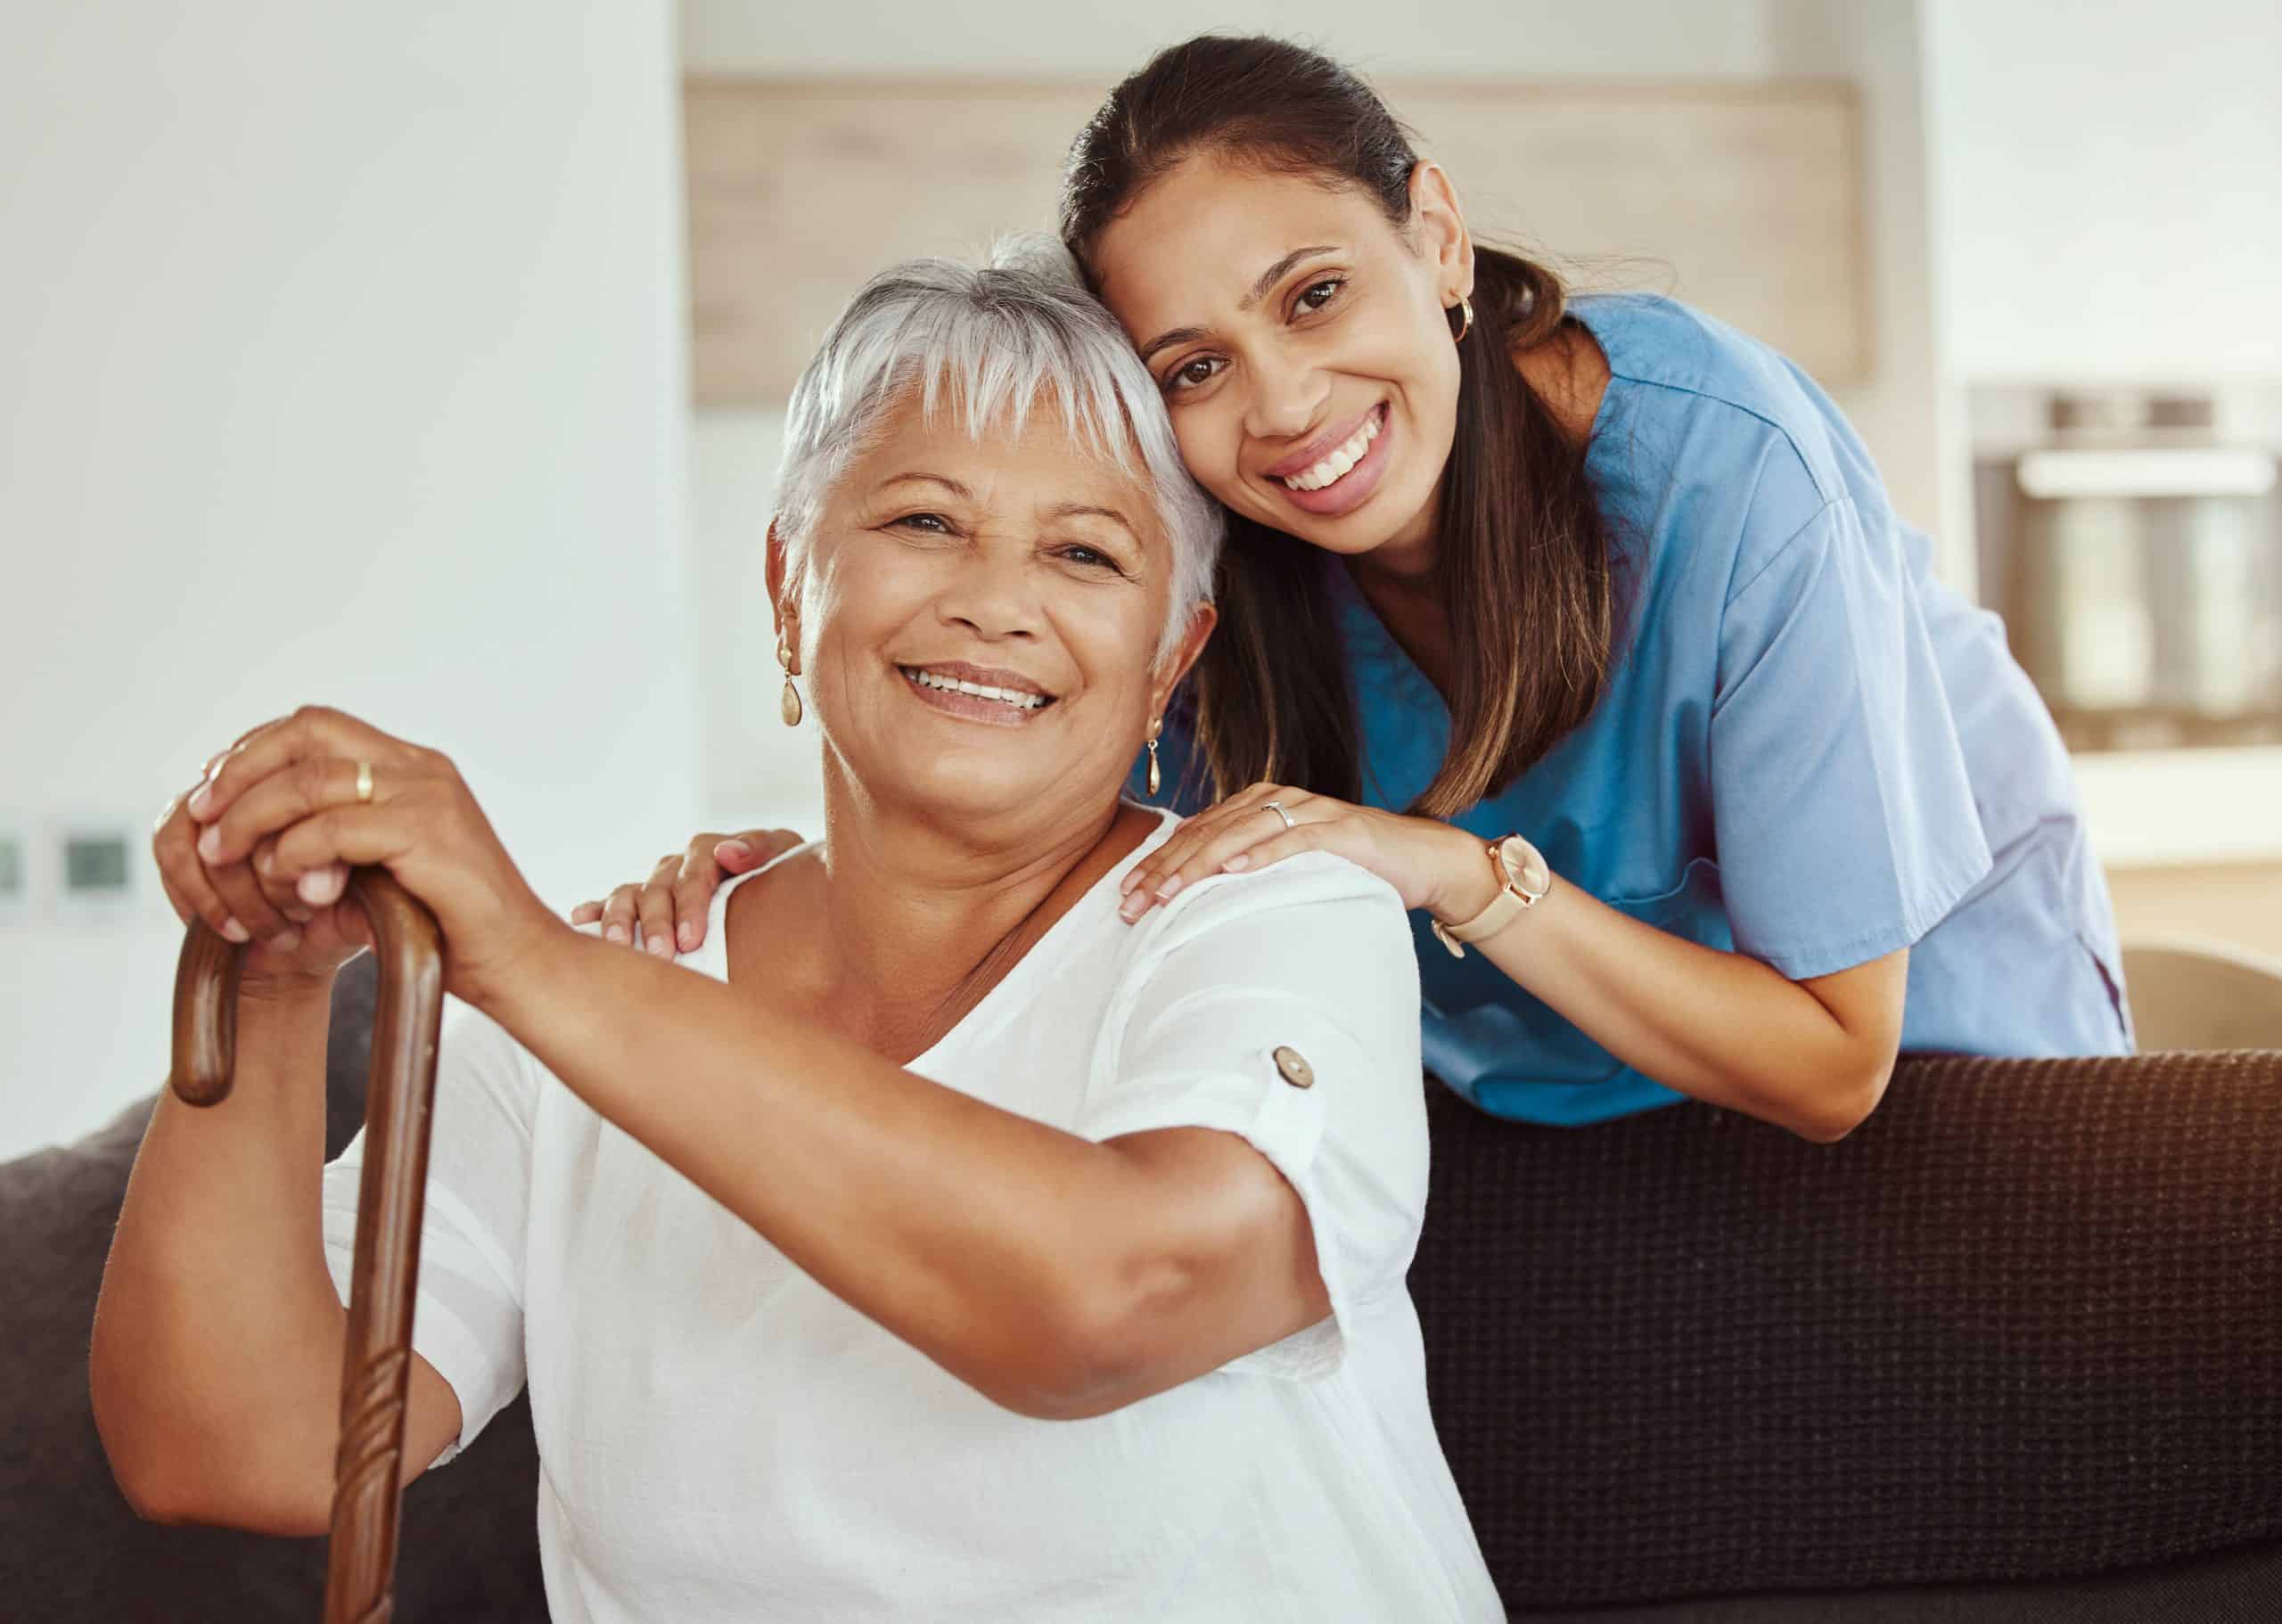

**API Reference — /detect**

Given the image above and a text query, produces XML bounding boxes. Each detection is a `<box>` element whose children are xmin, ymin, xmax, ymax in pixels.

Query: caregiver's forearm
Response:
<box><xmin>480</xmin><ymin>927</ymin><xmax>1203</xmax><ymax>1415</ymax></box>
<box><xmin>1470</xmin><ymin>880</ymin><xmax>1902</xmax><ymax>1141</ymax></box>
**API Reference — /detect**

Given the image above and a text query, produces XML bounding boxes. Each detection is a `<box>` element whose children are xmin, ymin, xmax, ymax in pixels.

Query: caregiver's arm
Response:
<box><xmin>1453</xmin><ymin>860</ymin><xmax>1906</xmax><ymax>1143</ymax></box>
<box><xmin>1120</xmin><ymin>791</ymin><xmax>1906</xmax><ymax>1144</ymax></box>
<box><xmin>481</xmin><ymin>927</ymin><xmax>1329</xmax><ymax>1420</ymax></box>
<box><xmin>571</xmin><ymin>816</ymin><xmax>1900</xmax><ymax>1141</ymax></box>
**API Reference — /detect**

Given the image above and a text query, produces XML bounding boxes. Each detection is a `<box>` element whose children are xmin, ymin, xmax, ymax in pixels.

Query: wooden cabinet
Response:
<box><xmin>684</xmin><ymin>75</ymin><xmax>1866</xmax><ymax>405</ymax></box>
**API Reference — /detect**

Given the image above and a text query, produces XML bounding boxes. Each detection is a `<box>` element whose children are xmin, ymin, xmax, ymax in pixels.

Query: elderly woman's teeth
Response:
<box><xmin>903</xmin><ymin>668</ymin><xmax>1051</xmax><ymax>709</ymax></box>
<box><xmin>1282</xmin><ymin>410</ymin><xmax>1382</xmax><ymax>492</ymax></box>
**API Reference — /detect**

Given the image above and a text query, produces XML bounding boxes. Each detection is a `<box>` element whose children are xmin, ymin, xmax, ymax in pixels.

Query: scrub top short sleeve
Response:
<box><xmin>1711</xmin><ymin>495</ymin><xmax>1994</xmax><ymax>980</ymax></box>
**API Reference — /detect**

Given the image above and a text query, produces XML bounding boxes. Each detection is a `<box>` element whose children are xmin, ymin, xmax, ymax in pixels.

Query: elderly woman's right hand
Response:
<box><xmin>151</xmin><ymin>773</ymin><xmax>366</xmax><ymax>993</ymax></box>
<box><xmin>569</xmin><ymin>828</ymin><xmax>806</xmax><ymax>956</ymax></box>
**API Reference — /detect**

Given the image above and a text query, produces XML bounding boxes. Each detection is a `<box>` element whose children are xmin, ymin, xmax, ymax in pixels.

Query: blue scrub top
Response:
<box><xmin>1145</xmin><ymin>293</ymin><xmax>2133</xmax><ymax>1124</ymax></box>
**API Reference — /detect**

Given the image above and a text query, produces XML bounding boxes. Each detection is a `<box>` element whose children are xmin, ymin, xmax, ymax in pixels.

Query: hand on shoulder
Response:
<box><xmin>1118</xmin><ymin>785</ymin><xmax>1482</xmax><ymax>923</ymax></box>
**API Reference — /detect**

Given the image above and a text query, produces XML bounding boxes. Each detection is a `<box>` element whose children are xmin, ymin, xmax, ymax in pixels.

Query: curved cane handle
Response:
<box><xmin>168</xmin><ymin>870</ymin><xmax>446</xmax><ymax>1624</ymax></box>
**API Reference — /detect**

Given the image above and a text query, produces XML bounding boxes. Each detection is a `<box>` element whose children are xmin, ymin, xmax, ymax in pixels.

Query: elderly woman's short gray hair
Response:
<box><xmin>774</xmin><ymin>234</ymin><xmax>1222</xmax><ymax>665</ymax></box>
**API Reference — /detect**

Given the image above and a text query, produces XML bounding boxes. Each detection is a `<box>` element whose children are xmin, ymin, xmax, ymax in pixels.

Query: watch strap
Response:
<box><xmin>1430</xmin><ymin>835</ymin><xmax>1547</xmax><ymax>958</ymax></box>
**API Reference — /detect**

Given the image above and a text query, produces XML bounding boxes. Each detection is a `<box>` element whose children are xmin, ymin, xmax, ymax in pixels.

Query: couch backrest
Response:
<box><xmin>1408</xmin><ymin>1052</ymin><xmax>2282</xmax><ymax>1611</ymax></box>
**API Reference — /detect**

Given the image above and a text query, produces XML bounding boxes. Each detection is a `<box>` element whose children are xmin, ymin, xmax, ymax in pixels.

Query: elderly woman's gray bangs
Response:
<box><xmin>774</xmin><ymin>234</ymin><xmax>1222</xmax><ymax>664</ymax></box>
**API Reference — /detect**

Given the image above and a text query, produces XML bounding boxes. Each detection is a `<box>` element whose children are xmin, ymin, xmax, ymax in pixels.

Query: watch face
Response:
<box><xmin>1494</xmin><ymin>835</ymin><xmax>1551</xmax><ymax>898</ymax></box>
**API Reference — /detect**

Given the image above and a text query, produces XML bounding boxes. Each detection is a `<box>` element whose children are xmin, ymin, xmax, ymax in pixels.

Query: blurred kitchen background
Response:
<box><xmin>4</xmin><ymin>0</ymin><xmax>2278</xmax><ymax>1159</ymax></box>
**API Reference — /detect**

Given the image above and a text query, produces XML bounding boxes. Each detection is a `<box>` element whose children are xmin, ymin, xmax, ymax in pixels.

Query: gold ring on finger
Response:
<box><xmin>356</xmin><ymin>759</ymin><xmax>374</xmax><ymax>803</ymax></box>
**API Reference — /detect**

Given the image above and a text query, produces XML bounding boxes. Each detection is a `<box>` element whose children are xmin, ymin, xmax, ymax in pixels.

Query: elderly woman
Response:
<box><xmin>93</xmin><ymin>242</ymin><xmax>1502</xmax><ymax>1620</ymax></box>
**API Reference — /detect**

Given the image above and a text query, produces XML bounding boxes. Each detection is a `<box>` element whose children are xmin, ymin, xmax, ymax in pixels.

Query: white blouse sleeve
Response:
<box><xmin>320</xmin><ymin>994</ymin><xmax>535</xmax><ymax>1467</ymax></box>
<box><xmin>1078</xmin><ymin>855</ymin><xmax>1429</xmax><ymax>1382</ymax></box>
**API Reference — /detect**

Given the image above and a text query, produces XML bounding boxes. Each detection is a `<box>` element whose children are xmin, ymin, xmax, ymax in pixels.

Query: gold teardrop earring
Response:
<box><xmin>1145</xmin><ymin>718</ymin><xmax>1163</xmax><ymax>798</ymax></box>
<box><xmin>1448</xmin><ymin>293</ymin><xmax>1473</xmax><ymax>344</ymax></box>
<box><xmin>777</xmin><ymin>630</ymin><xmax>803</xmax><ymax>727</ymax></box>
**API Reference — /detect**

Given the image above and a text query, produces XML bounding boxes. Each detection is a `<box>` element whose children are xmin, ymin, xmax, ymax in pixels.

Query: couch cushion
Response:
<box><xmin>0</xmin><ymin>955</ymin><xmax>546</xmax><ymax>1621</ymax></box>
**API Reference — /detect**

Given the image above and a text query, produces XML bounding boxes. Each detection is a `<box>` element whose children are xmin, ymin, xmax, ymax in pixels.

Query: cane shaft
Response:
<box><xmin>168</xmin><ymin>871</ymin><xmax>445</xmax><ymax>1624</ymax></box>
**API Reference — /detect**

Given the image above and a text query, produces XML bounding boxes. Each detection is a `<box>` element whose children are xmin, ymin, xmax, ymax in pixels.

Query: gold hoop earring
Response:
<box><xmin>1145</xmin><ymin>718</ymin><xmax>1163</xmax><ymax>798</ymax></box>
<box><xmin>777</xmin><ymin>633</ymin><xmax>802</xmax><ymax>728</ymax></box>
<box><xmin>1448</xmin><ymin>295</ymin><xmax>1473</xmax><ymax>345</ymax></box>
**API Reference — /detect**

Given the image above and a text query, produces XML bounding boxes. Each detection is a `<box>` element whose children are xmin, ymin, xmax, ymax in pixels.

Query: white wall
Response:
<box><xmin>689</xmin><ymin>407</ymin><xmax>821</xmax><ymax>833</ymax></box>
<box><xmin>1762</xmin><ymin>1</ymin><xmax>1950</xmax><ymax>560</ymax></box>
<box><xmin>684</xmin><ymin>0</ymin><xmax>1797</xmax><ymax>79</ymax></box>
<box><xmin>1924</xmin><ymin>0</ymin><xmax>2282</xmax><ymax>381</ymax></box>
<box><xmin>0</xmin><ymin>2</ymin><xmax>701</xmax><ymax>1159</ymax></box>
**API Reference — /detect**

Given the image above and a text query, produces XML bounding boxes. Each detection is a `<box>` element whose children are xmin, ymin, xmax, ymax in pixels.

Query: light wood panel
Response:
<box><xmin>684</xmin><ymin>75</ymin><xmax>1866</xmax><ymax>405</ymax></box>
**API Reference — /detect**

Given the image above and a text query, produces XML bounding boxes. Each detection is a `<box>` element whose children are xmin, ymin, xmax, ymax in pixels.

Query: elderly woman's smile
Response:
<box><xmin>782</xmin><ymin>374</ymin><xmax>1209</xmax><ymax>820</ymax></box>
<box><xmin>899</xmin><ymin>662</ymin><xmax>1056</xmax><ymax>719</ymax></box>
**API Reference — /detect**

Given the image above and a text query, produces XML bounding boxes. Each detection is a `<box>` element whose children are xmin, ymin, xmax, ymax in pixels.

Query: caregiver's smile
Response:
<box><xmin>1094</xmin><ymin>151</ymin><xmax>1468</xmax><ymax>567</ymax></box>
<box><xmin>1264</xmin><ymin>400</ymin><xmax>1392</xmax><ymax>517</ymax></box>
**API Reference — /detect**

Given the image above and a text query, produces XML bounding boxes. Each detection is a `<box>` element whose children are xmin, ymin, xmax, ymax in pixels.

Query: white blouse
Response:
<box><xmin>322</xmin><ymin>808</ymin><xmax>1501</xmax><ymax>1621</ymax></box>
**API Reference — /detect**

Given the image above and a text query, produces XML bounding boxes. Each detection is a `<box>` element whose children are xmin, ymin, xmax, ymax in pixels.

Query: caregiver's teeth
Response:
<box><xmin>905</xmin><ymin>668</ymin><xmax>1050</xmax><ymax>709</ymax></box>
<box><xmin>1283</xmin><ymin>410</ymin><xmax>1381</xmax><ymax>492</ymax></box>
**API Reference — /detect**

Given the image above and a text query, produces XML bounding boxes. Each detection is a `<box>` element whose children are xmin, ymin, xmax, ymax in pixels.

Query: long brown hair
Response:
<box><xmin>1061</xmin><ymin>35</ymin><xmax>1621</xmax><ymax>818</ymax></box>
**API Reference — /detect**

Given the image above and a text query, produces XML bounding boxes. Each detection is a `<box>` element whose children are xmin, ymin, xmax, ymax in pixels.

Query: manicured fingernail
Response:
<box><xmin>677</xmin><ymin>922</ymin><xmax>698</xmax><ymax>950</ymax></box>
<box><xmin>220</xmin><ymin>917</ymin><xmax>250</xmax><ymax>943</ymax></box>
<box><xmin>187</xmin><ymin>783</ymin><xmax>214</xmax><ymax>818</ymax></box>
<box><xmin>719</xmin><ymin>840</ymin><xmax>753</xmax><ymax>861</ymax></box>
<box><xmin>268</xmin><ymin>930</ymin><xmax>301</xmax><ymax>953</ymax></box>
<box><xmin>645</xmin><ymin>935</ymin><xmax>672</xmax><ymax>957</ymax></box>
<box><xmin>197</xmin><ymin>826</ymin><xmax>223</xmax><ymax>862</ymax></box>
<box><xmin>1224</xmin><ymin>855</ymin><xmax>1250</xmax><ymax>872</ymax></box>
<box><xmin>1153</xmin><ymin>875</ymin><xmax>1183</xmax><ymax>901</ymax></box>
<box><xmin>297</xmin><ymin>869</ymin><xmax>335</xmax><ymax>905</ymax></box>
<box><xmin>1118</xmin><ymin>892</ymin><xmax>1147</xmax><ymax>923</ymax></box>
<box><xmin>604</xmin><ymin>923</ymin><xmax>628</xmax><ymax>943</ymax></box>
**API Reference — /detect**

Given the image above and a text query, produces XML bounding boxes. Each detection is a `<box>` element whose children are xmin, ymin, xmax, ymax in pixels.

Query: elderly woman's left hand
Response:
<box><xmin>1117</xmin><ymin>783</ymin><xmax>1492</xmax><ymax>924</ymax></box>
<box><xmin>184</xmin><ymin>705</ymin><xmax>564</xmax><ymax>1011</ymax></box>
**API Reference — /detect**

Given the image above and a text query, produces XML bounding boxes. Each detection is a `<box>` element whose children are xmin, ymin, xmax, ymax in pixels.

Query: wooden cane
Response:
<box><xmin>169</xmin><ymin>869</ymin><xmax>446</xmax><ymax>1624</ymax></box>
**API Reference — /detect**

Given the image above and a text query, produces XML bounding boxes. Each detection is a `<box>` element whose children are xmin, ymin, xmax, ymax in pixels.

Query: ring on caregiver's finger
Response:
<box><xmin>1261</xmin><ymin>800</ymin><xmax>1296</xmax><ymax>832</ymax></box>
<box><xmin>356</xmin><ymin>759</ymin><xmax>375</xmax><ymax>803</ymax></box>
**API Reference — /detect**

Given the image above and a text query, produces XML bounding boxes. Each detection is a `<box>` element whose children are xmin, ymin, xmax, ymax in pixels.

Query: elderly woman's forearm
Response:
<box><xmin>480</xmin><ymin>927</ymin><xmax>1198</xmax><ymax>1414</ymax></box>
<box><xmin>91</xmin><ymin>986</ymin><xmax>352</xmax><ymax>1529</ymax></box>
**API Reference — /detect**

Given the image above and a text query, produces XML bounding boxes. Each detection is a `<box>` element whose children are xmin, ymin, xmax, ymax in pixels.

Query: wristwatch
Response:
<box><xmin>1430</xmin><ymin>833</ymin><xmax>1553</xmax><ymax>958</ymax></box>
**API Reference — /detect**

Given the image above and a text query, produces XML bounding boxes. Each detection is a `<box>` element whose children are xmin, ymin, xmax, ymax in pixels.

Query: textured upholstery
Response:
<box><xmin>1411</xmin><ymin>1053</ymin><xmax>2282</xmax><ymax>1614</ymax></box>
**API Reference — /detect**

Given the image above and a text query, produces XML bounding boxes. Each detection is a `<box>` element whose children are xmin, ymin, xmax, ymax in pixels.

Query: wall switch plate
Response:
<box><xmin>0</xmin><ymin>815</ymin><xmax>27</xmax><ymax>924</ymax></box>
<box><xmin>53</xmin><ymin>814</ymin><xmax>144</xmax><ymax>921</ymax></box>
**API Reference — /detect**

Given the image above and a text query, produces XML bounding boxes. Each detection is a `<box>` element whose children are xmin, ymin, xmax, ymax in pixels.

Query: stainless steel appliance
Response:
<box><xmin>1972</xmin><ymin>385</ymin><xmax>2282</xmax><ymax>750</ymax></box>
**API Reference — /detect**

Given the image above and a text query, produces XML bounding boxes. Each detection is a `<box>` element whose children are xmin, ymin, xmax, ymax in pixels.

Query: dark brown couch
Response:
<box><xmin>5</xmin><ymin>954</ymin><xmax>2278</xmax><ymax>1620</ymax></box>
